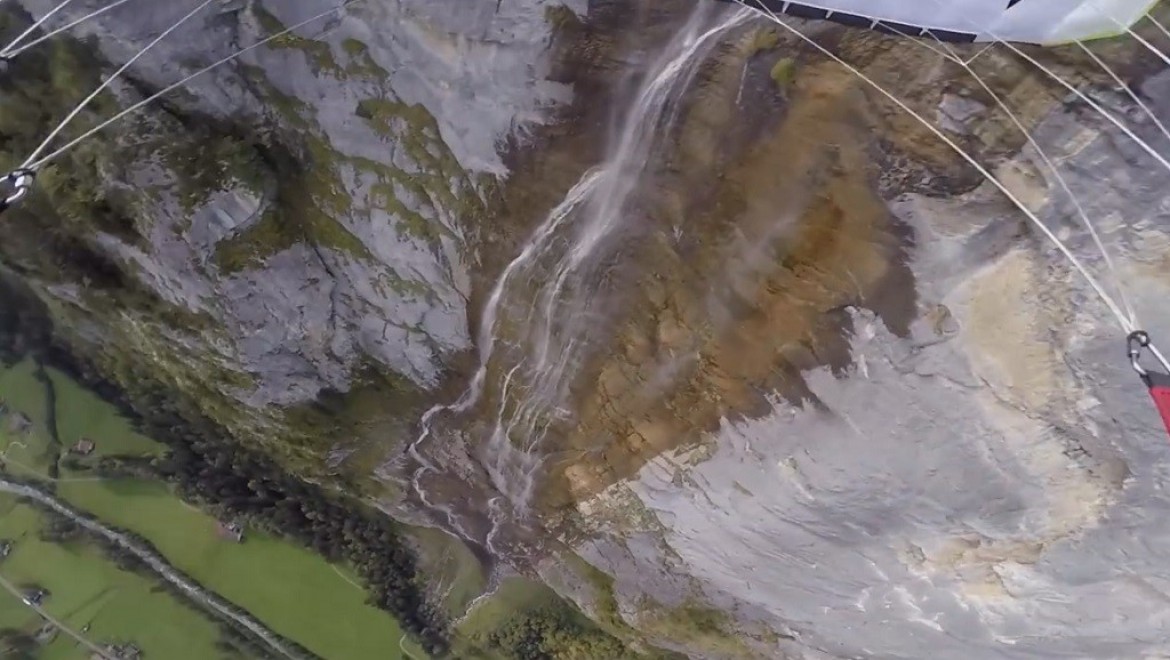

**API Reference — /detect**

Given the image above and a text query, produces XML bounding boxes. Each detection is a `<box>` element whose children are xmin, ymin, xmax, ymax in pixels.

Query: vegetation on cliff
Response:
<box><xmin>0</xmin><ymin>277</ymin><xmax>448</xmax><ymax>657</ymax></box>
<box><xmin>452</xmin><ymin>578</ymin><xmax>653</xmax><ymax>660</ymax></box>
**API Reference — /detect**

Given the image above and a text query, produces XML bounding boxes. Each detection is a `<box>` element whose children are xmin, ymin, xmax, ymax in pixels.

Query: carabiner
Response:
<box><xmin>1129</xmin><ymin>330</ymin><xmax>1170</xmax><ymax>378</ymax></box>
<box><xmin>1129</xmin><ymin>330</ymin><xmax>1170</xmax><ymax>438</ymax></box>
<box><xmin>1129</xmin><ymin>330</ymin><xmax>1152</xmax><ymax>377</ymax></box>
<box><xmin>0</xmin><ymin>169</ymin><xmax>35</xmax><ymax>214</ymax></box>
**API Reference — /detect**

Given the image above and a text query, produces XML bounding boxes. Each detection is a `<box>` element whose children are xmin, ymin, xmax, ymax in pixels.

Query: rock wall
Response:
<box><xmin>563</xmin><ymin>41</ymin><xmax>1170</xmax><ymax>660</ymax></box>
<box><xmin>9</xmin><ymin>1</ymin><xmax>1170</xmax><ymax>658</ymax></box>
<box><xmin>1</xmin><ymin>0</ymin><xmax>576</xmax><ymax>459</ymax></box>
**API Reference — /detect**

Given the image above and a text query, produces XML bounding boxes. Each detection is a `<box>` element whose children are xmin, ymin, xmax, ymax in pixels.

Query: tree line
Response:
<box><xmin>86</xmin><ymin>385</ymin><xmax>448</xmax><ymax>656</ymax></box>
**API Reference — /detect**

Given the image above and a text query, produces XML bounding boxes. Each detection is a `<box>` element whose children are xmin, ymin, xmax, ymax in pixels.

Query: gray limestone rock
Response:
<box><xmin>569</xmin><ymin>68</ymin><xmax>1170</xmax><ymax>660</ymax></box>
<box><xmin>9</xmin><ymin>0</ymin><xmax>572</xmax><ymax>414</ymax></box>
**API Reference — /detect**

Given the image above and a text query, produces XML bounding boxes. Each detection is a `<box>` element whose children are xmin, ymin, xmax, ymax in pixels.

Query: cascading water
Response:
<box><xmin>400</xmin><ymin>3</ymin><xmax>753</xmax><ymax>561</ymax></box>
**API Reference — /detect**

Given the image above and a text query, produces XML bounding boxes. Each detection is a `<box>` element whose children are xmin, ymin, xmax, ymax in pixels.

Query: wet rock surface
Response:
<box><xmin>559</xmin><ymin>28</ymin><xmax>1170</xmax><ymax>660</ymax></box>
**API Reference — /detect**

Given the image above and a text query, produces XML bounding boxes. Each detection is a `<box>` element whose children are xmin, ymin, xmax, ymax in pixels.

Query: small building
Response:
<box><xmin>215</xmin><ymin>520</ymin><xmax>244</xmax><ymax>543</ymax></box>
<box><xmin>98</xmin><ymin>642</ymin><xmax>142</xmax><ymax>660</ymax></box>
<box><xmin>6</xmin><ymin>412</ymin><xmax>30</xmax><ymax>436</ymax></box>
<box><xmin>0</xmin><ymin>539</ymin><xmax>12</xmax><ymax>558</ymax></box>
<box><xmin>71</xmin><ymin>437</ymin><xmax>96</xmax><ymax>456</ymax></box>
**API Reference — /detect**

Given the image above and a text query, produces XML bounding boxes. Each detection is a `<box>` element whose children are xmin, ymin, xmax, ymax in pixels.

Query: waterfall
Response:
<box><xmin>404</xmin><ymin>2</ymin><xmax>753</xmax><ymax>558</ymax></box>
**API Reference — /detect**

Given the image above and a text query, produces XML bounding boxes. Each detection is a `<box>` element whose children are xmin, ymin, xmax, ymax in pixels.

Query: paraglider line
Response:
<box><xmin>1</xmin><ymin>0</ymin><xmax>140</xmax><ymax>60</ymax></box>
<box><xmin>879</xmin><ymin>21</ymin><xmax>1139</xmax><ymax>331</ymax></box>
<box><xmin>1074</xmin><ymin>41</ymin><xmax>1170</xmax><ymax>154</ymax></box>
<box><xmin>919</xmin><ymin>0</ymin><xmax>1170</xmax><ymax>185</ymax></box>
<box><xmin>1122</xmin><ymin>25</ymin><xmax>1170</xmax><ymax>70</ymax></box>
<box><xmin>21</xmin><ymin>0</ymin><xmax>218</xmax><ymax>170</ymax></box>
<box><xmin>1081</xmin><ymin>2</ymin><xmax>1170</xmax><ymax>72</ymax></box>
<box><xmin>1146</xmin><ymin>12</ymin><xmax>1170</xmax><ymax>44</ymax></box>
<box><xmin>736</xmin><ymin>0</ymin><xmax>1138</xmax><ymax>339</ymax></box>
<box><xmin>24</xmin><ymin>0</ymin><xmax>362</xmax><ymax>172</ymax></box>
<box><xmin>964</xmin><ymin>41</ymin><xmax>995</xmax><ymax>65</ymax></box>
<box><xmin>1</xmin><ymin>0</ymin><xmax>75</xmax><ymax>58</ymax></box>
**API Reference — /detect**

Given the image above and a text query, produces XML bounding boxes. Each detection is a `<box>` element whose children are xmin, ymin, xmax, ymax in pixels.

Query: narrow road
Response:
<box><xmin>0</xmin><ymin>572</ymin><xmax>114</xmax><ymax>659</ymax></box>
<box><xmin>0</xmin><ymin>477</ymin><xmax>308</xmax><ymax>660</ymax></box>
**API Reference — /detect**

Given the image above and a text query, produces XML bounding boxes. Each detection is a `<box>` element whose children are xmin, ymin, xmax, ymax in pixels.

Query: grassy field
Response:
<box><xmin>57</xmin><ymin>479</ymin><xmax>419</xmax><ymax>659</ymax></box>
<box><xmin>0</xmin><ymin>495</ymin><xmax>232</xmax><ymax>659</ymax></box>
<box><xmin>47</xmin><ymin>367</ymin><xmax>161</xmax><ymax>460</ymax></box>
<box><xmin>0</xmin><ymin>359</ymin><xmax>161</xmax><ymax>479</ymax></box>
<box><xmin>0</xmin><ymin>359</ymin><xmax>426</xmax><ymax>659</ymax></box>
<box><xmin>0</xmin><ymin>358</ymin><xmax>57</xmax><ymax>479</ymax></box>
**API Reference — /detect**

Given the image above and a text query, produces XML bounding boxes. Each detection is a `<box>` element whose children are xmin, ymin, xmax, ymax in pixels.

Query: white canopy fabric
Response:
<box><xmin>746</xmin><ymin>0</ymin><xmax>1159</xmax><ymax>44</ymax></box>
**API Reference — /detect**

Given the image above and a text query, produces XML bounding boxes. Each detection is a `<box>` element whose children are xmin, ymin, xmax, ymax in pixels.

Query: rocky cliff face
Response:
<box><xmin>549</xmin><ymin>22</ymin><xmax>1170</xmax><ymax>660</ymax></box>
<box><xmin>1</xmin><ymin>0</ymin><xmax>577</xmax><ymax>462</ymax></box>
<box><xmin>7</xmin><ymin>0</ymin><xmax>1170</xmax><ymax>658</ymax></box>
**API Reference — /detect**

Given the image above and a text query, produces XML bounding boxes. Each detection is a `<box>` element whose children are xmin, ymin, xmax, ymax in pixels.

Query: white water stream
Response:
<box><xmin>402</xmin><ymin>3</ymin><xmax>753</xmax><ymax>559</ymax></box>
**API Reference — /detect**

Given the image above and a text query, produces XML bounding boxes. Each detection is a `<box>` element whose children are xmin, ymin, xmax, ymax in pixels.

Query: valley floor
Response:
<box><xmin>0</xmin><ymin>356</ymin><xmax>427</xmax><ymax>660</ymax></box>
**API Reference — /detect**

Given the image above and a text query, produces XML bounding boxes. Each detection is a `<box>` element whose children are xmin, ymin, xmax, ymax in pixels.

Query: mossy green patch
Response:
<box><xmin>369</xmin><ymin>182</ymin><xmax>442</xmax><ymax>244</ymax></box>
<box><xmin>342</xmin><ymin>37</ymin><xmax>367</xmax><ymax>58</ymax></box>
<box><xmin>770</xmin><ymin>57</ymin><xmax>797</xmax><ymax>92</ymax></box>
<box><xmin>342</xmin><ymin>38</ymin><xmax>390</xmax><ymax>79</ymax></box>
<box><xmin>353</xmin><ymin>98</ymin><xmax>462</xmax><ymax>180</ymax></box>
<box><xmin>353</xmin><ymin>97</ymin><xmax>479</xmax><ymax>244</ymax></box>
<box><xmin>279</xmin><ymin>362</ymin><xmax>421</xmax><ymax>456</ymax></box>
<box><xmin>240</xmin><ymin>64</ymin><xmax>314</xmax><ymax>129</ymax></box>
<box><xmin>211</xmin><ymin>208</ymin><xmax>298</xmax><ymax>273</ymax></box>
<box><xmin>561</xmin><ymin>552</ymin><xmax>635</xmax><ymax>635</ymax></box>
<box><xmin>544</xmin><ymin>5</ymin><xmax>582</xmax><ymax>34</ymax></box>
<box><xmin>454</xmin><ymin>578</ymin><xmax>640</xmax><ymax>659</ymax></box>
<box><xmin>156</xmin><ymin>132</ymin><xmax>269</xmax><ymax>212</ymax></box>
<box><xmin>303</xmin><ymin>133</ymin><xmax>355</xmax><ymax>218</ymax></box>
<box><xmin>406</xmin><ymin>526</ymin><xmax>486</xmax><ymax>618</ymax></box>
<box><xmin>253</xmin><ymin>6</ymin><xmax>343</xmax><ymax>77</ymax></box>
<box><xmin>748</xmin><ymin>28</ymin><xmax>780</xmax><ymax>56</ymax></box>
<box><xmin>379</xmin><ymin>272</ymin><xmax>433</xmax><ymax>300</ymax></box>
<box><xmin>212</xmin><ymin>132</ymin><xmax>371</xmax><ymax>274</ymax></box>
<box><xmin>635</xmin><ymin>597</ymin><xmax>753</xmax><ymax>658</ymax></box>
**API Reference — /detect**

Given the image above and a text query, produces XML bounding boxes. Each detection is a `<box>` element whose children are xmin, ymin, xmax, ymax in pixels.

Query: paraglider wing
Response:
<box><xmin>726</xmin><ymin>0</ymin><xmax>1158</xmax><ymax>44</ymax></box>
<box><xmin>1143</xmin><ymin>370</ymin><xmax>1170</xmax><ymax>437</ymax></box>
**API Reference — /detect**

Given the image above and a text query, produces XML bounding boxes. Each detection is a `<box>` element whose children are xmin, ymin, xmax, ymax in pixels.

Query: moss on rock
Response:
<box><xmin>748</xmin><ymin>28</ymin><xmax>780</xmax><ymax>55</ymax></box>
<box><xmin>0</xmin><ymin>4</ymin><xmax>484</xmax><ymax>480</ymax></box>
<box><xmin>634</xmin><ymin>597</ymin><xmax>755</xmax><ymax>659</ymax></box>
<box><xmin>253</xmin><ymin>6</ymin><xmax>343</xmax><ymax>77</ymax></box>
<box><xmin>769</xmin><ymin>57</ymin><xmax>797</xmax><ymax>92</ymax></box>
<box><xmin>341</xmin><ymin>38</ymin><xmax>390</xmax><ymax>80</ymax></box>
